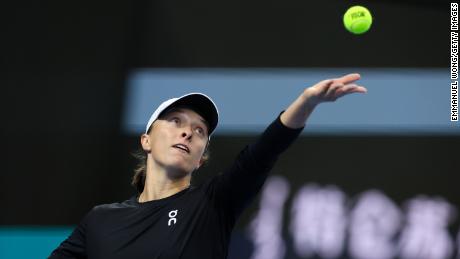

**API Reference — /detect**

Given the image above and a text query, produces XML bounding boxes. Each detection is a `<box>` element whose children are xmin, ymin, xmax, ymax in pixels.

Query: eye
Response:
<box><xmin>170</xmin><ymin>117</ymin><xmax>180</xmax><ymax>125</ymax></box>
<box><xmin>195</xmin><ymin>127</ymin><xmax>205</xmax><ymax>136</ymax></box>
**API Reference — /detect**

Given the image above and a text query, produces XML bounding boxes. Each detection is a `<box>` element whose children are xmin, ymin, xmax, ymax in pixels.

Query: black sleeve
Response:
<box><xmin>208</xmin><ymin>112</ymin><xmax>303</xmax><ymax>221</ymax></box>
<box><xmin>48</xmin><ymin>210</ymin><xmax>92</xmax><ymax>259</ymax></box>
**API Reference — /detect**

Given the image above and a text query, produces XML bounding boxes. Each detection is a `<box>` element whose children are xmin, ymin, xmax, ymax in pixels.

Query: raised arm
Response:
<box><xmin>209</xmin><ymin>73</ymin><xmax>367</xmax><ymax>221</ymax></box>
<box><xmin>281</xmin><ymin>73</ymin><xmax>367</xmax><ymax>129</ymax></box>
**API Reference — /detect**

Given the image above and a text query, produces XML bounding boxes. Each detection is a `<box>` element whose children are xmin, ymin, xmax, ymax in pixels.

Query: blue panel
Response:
<box><xmin>0</xmin><ymin>226</ymin><xmax>73</xmax><ymax>259</ymax></box>
<box><xmin>122</xmin><ymin>68</ymin><xmax>458</xmax><ymax>135</ymax></box>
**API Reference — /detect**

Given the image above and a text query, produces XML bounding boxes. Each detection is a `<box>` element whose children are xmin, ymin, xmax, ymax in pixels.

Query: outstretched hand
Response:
<box><xmin>280</xmin><ymin>73</ymin><xmax>367</xmax><ymax>129</ymax></box>
<box><xmin>303</xmin><ymin>73</ymin><xmax>367</xmax><ymax>108</ymax></box>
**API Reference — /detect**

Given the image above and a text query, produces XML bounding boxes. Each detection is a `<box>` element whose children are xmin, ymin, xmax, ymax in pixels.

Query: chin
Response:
<box><xmin>165</xmin><ymin>164</ymin><xmax>193</xmax><ymax>179</ymax></box>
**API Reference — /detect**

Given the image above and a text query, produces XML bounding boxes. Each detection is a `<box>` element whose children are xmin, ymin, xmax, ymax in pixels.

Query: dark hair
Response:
<box><xmin>131</xmin><ymin>146</ymin><xmax>210</xmax><ymax>194</ymax></box>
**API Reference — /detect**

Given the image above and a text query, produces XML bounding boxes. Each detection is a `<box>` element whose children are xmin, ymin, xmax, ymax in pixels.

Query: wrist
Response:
<box><xmin>301</xmin><ymin>88</ymin><xmax>319</xmax><ymax>110</ymax></box>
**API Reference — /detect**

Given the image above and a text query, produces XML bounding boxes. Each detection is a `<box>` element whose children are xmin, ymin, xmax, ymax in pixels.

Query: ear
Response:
<box><xmin>140</xmin><ymin>134</ymin><xmax>151</xmax><ymax>152</ymax></box>
<box><xmin>195</xmin><ymin>157</ymin><xmax>205</xmax><ymax>170</ymax></box>
<box><xmin>196</xmin><ymin>141</ymin><xmax>209</xmax><ymax>170</ymax></box>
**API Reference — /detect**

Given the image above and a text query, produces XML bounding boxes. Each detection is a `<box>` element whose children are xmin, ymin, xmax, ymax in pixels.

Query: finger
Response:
<box><xmin>335</xmin><ymin>73</ymin><xmax>361</xmax><ymax>85</ymax></box>
<box><xmin>317</xmin><ymin>79</ymin><xmax>334</xmax><ymax>89</ymax></box>
<box><xmin>313</xmin><ymin>79</ymin><xmax>334</xmax><ymax>95</ymax></box>
<box><xmin>336</xmin><ymin>84</ymin><xmax>367</xmax><ymax>97</ymax></box>
<box><xmin>325</xmin><ymin>83</ymin><xmax>343</xmax><ymax>98</ymax></box>
<box><xmin>352</xmin><ymin>86</ymin><xmax>367</xmax><ymax>93</ymax></box>
<box><xmin>344</xmin><ymin>84</ymin><xmax>367</xmax><ymax>93</ymax></box>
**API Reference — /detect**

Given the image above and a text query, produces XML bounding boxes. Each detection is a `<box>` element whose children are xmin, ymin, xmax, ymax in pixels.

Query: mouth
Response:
<box><xmin>172</xmin><ymin>144</ymin><xmax>190</xmax><ymax>154</ymax></box>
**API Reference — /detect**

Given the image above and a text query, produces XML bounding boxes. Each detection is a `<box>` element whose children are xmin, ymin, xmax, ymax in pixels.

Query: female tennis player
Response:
<box><xmin>49</xmin><ymin>73</ymin><xmax>366</xmax><ymax>259</ymax></box>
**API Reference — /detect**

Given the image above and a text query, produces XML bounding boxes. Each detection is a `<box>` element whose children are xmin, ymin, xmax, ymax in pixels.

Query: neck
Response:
<box><xmin>138</xmin><ymin>157</ymin><xmax>191</xmax><ymax>203</ymax></box>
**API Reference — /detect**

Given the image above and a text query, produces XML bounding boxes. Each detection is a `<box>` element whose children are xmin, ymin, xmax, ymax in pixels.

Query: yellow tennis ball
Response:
<box><xmin>343</xmin><ymin>6</ymin><xmax>373</xmax><ymax>35</ymax></box>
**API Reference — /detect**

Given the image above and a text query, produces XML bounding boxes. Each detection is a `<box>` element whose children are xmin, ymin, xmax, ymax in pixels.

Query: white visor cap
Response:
<box><xmin>145</xmin><ymin>93</ymin><xmax>219</xmax><ymax>138</ymax></box>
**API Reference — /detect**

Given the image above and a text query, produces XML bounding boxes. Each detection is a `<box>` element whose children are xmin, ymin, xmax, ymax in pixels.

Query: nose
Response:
<box><xmin>181</xmin><ymin>127</ymin><xmax>193</xmax><ymax>140</ymax></box>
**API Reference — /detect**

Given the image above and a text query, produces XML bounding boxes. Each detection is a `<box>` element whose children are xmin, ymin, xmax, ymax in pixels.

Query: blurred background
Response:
<box><xmin>2</xmin><ymin>0</ymin><xmax>458</xmax><ymax>258</ymax></box>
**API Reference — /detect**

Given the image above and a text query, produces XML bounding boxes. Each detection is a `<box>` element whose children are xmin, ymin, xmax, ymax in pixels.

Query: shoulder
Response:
<box><xmin>90</xmin><ymin>196</ymin><xmax>138</xmax><ymax>214</ymax></box>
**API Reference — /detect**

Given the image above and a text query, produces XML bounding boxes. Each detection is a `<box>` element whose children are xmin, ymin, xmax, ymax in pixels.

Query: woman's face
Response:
<box><xmin>142</xmin><ymin>107</ymin><xmax>209</xmax><ymax>177</ymax></box>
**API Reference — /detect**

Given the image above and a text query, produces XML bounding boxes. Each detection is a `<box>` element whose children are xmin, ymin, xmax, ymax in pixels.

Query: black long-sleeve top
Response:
<box><xmin>49</xmin><ymin>114</ymin><xmax>303</xmax><ymax>259</ymax></box>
